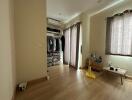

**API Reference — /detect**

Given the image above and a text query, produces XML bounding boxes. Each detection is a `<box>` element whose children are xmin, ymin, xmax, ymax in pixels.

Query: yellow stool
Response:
<box><xmin>86</xmin><ymin>59</ymin><xmax>96</xmax><ymax>79</ymax></box>
<box><xmin>86</xmin><ymin>66</ymin><xmax>96</xmax><ymax>79</ymax></box>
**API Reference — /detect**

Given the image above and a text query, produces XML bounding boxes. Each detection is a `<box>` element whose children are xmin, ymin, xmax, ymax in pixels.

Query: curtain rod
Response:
<box><xmin>106</xmin><ymin>9</ymin><xmax>132</xmax><ymax>20</ymax></box>
<box><xmin>64</xmin><ymin>21</ymin><xmax>82</xmax><ymax>31</ymax></box>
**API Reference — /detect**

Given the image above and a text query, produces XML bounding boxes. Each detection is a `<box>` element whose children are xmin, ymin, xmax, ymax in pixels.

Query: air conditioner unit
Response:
<box><xmin>47</xmin><ymin>27</ymin><xmax>60</xmax><ymax>34</ymax></box>
<box><xmin>47</xmin><ymin>18</ymin><xmax>61</xmax><ymax>26</ymax></box>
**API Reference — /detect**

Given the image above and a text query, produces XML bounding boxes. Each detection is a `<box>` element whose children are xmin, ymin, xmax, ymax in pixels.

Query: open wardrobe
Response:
<box><xmin>47</xmin><ymin>35</ymin><xmax>62</xmax><ymax>67</ymax></box>
<box><xmin>47</xmin><ymin>18</ymin><xmax>63</xmax><ymax>67</ymax></box>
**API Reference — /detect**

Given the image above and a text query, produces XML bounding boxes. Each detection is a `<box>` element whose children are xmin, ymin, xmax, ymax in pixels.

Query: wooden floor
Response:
<box><xmin>15</xmin><ymin>65</ymin><xmax>132</xmax><ymax>100</ymax></box>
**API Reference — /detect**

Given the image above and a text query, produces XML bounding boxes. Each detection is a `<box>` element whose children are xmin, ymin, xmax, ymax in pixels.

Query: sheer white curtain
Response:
<box><xmin>64</xmin><ymin>29</ymin><xmax>70</xmax><ymax>64</ymax></box>
<box><xmin>109</xmin><ymin>12</ymin><xmax>132</xmax><ymax>55</ymax></box>
<box><xmin>110</xmin><ymin>16</ymin><xmax>123</xmax><ymax>54</ymax></box>
<box><xmin>63</xmin><ymin>22</ymin><xmax>81</xmax><ymax>68</ymax></box>
<box><xmin>122</xmin><ymin>13</ymin><xmax>132</xmax><ymax>55</ymax></box>
<box><xmin>70</xmin><ymin>26</ymin><xmax>77</xmax><ymax>67</ymax></box>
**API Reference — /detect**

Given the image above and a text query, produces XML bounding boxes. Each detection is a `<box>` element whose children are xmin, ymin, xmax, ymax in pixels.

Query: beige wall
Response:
<box><xmin>14</xmin><ymin>0</ymin><xmax>47</xmax><ymax>83</ymax></box>
<box><xmin>0</xmin><ymin>0</ymin><xmax>16</xmax><ymax>100</ymax></box>
<box><xmin>90</xmin><ymin>0</ymin><xmax>132</xmax><ymax>76</ymax></box>
<box><xmin>80</xmin><ymin>13</ymin><xmax>91</xmax><ymax>67</ymax></box>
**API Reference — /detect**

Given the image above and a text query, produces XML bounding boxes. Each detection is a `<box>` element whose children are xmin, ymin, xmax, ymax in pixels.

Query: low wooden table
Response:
<box><xmin>103</xmin><ymin>67</ymin><xmax>127</xmax><ymax>85</ymax></box>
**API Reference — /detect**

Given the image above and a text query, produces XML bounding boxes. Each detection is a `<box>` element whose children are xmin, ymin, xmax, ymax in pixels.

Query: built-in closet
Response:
<box><xmin>47</xmin><ymin>18</ymin><xmax>63</xmax><ymax>67</ymax></box>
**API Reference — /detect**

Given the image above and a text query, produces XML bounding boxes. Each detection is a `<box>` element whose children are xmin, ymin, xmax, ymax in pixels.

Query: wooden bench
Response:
<box><xmin>103</xmin><ymin>67</ymin><xmax>127</xmax><ymax>85</ymax></box>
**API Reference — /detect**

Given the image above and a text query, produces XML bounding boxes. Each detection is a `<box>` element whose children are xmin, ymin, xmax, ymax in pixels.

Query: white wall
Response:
<box><xmin>0</xmin><ymin>0</ymin><xmax>16</xmax><ymax>100</ymax></box>
<box><xmin>14</xmin><ymin>0</ymin><xmax>47</xmax><ymax>83</ymax></box>
<box><xmin>90</xmin><ymin>0</ymin><xmax>132</xmax><ymax>76</ymax></box>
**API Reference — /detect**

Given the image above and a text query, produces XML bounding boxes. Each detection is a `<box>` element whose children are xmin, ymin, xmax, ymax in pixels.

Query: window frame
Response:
<box><xmin>105</xmin><ymin>10</ymin><xmax>132</xmax><ymax>57</ymax></box>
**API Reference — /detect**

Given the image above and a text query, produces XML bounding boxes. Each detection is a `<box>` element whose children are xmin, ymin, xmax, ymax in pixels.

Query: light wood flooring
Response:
<box><xmin>15</xmin><ymin>65</ymin><xmax>132</xmax><ymax>100</ymax></box>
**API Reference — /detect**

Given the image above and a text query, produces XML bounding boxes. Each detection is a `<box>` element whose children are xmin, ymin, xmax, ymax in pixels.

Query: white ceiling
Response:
<box><xmin>47</xmin><ymin>0</ymin><xmax>123</xmax><ymax>22</ymax></box>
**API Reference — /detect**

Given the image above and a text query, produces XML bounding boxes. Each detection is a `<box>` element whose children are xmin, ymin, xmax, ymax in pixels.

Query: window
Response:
<box><xmin>106</xmin><ymin>10</ymin><xmax>132</xmax><ymax>56</ymax></box>
<box><xmin>63</xmin><ymin>22</ymin><xmax>81</xmax><ymax>68</ymax></box>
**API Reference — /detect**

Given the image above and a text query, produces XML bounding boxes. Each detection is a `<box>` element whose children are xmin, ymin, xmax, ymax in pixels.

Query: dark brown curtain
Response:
<box><xmin>64</xmin><ymin>29</ymin><xmax>70</xmax><ymax>64</ymax></box>
<box><xmin>105</xmin><ymin>17</ymin><xmax>113</xmax><ymax>54</ymax></box>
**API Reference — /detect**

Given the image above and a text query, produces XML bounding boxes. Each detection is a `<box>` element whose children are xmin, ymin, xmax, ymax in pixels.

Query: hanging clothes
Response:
<box><xmin>61</xmin><ymin>36</ymin><xmax>65</xmax><ymax>52</ymax></box>
<box><xmin>53</xmin><ymin>38</ymin><xmax>56</xmax><ymax>52</ymax></box>
<box><xmin>56</xmin><ymin>38</ymin><xmax>60</xmax><ymax>51</ymax></box>
<box><xmin>47</xmin><ymin>36</ymin><xmax>54</xmax><ymax>52</ymax></box>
